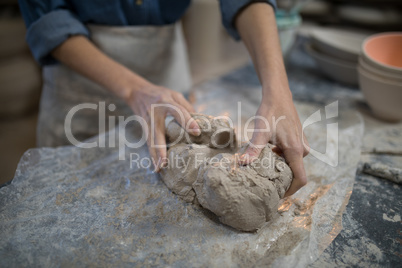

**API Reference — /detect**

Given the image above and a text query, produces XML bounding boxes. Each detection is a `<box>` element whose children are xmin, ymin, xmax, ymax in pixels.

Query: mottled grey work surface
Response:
<box><xmin>1</xmin><ymin>38</ymin><xmax>401</xmax><ymax>267</ymax></box>
<box><xmin>289</xmin><ymin>39</ymin><xmax>402</xmax><ymax>268</ymax></box>
<box><xmin>220</xmin><ymin>38</ymin><xmax>402</xmax><ymax>267</ymax></box>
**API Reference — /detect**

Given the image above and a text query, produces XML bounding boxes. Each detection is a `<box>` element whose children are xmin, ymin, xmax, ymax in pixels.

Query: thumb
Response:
<box><xmin>283</xmin><ymin>147</ymin><xmax>307</xmax><ymax>197</ymax></box>
<box><xmin>239</xmin><ymin>129</ymin><xmax>270</xmax><ymax>165</ymax></box>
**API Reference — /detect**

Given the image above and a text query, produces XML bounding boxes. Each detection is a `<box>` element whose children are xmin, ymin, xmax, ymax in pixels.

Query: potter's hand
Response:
<box><xmin>127</xmin><ymin>84</ymin><xmax>200</xmax><ymax>172</ymax></box>
<box><xmin>50</xmin><ymin>35</ymin><xmax>199</xmax><ymax>168</ymax></box>
<box><xmin>235</xmin><ymin>3</ymin><xmax>309</xmax><ymax>196</ymax></box>
<box><xmin>239</xmin><ymin>96</ymin><xmax>309</xmax><ymax>197</ymax></box>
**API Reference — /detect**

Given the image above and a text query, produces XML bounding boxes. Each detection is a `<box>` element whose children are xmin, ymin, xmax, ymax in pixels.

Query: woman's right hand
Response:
<box><xmin>51</xmin><ymin>36</ymin><xmax>199</xmax><ymax>171</ymax></box>
<box><xmin>126</xmin><ymin>83</ymin><xmax>200</xmax><ymax>172</ymax></box>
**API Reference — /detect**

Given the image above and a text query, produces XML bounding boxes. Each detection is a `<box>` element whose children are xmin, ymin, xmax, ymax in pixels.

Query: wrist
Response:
<box><xmin>262</xmin><ymin>83</ymin><xmax>293</xmax><ymax>103</ymax></box>
<box><xmin>111</xmin><ymin>70</ymin><xmax>152</xmax><ymax>103</ymax></box>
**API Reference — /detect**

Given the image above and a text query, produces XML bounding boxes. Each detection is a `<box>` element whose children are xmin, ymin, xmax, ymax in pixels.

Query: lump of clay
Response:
<box><xmin>166</xmin><ymin>113</ymin><xmax>236</xmax><ymax>149</ymax></box>
<box><xmin>161</xmin><ymin>114</ymin><xmax>293</xmax><ymax>231</ymax></box>
<box><xmin>193</xmin><ymin>145</ymin><xmax>293</xmax><ymax>231</ymax></box>
<box><xmin>162</xmin><ymin>114</ymin><xmax>235</xmax><ymax>203</ymax></box>
<box><xmin>162</xmin><ymin>144</ymin><xmax>224</xmax><ymax>203</ymax></box>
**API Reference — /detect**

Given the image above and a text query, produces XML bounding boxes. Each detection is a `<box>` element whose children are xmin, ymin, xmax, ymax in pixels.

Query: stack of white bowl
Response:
<box><xmin>306</xmin><ymin>28</ymin><xmax>369</xmax><ymax>86</ymax></box>
<box><xmin>358</xmin><ymin>33</ymin><xmax>402</xmax><ymax>122</ymax></box>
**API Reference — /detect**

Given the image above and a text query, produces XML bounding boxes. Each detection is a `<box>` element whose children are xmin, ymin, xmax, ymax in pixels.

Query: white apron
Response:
<box><xmin>37</xmin><ymin>23</ymin><xmax>192</xmax><ymax>147</ymax></box>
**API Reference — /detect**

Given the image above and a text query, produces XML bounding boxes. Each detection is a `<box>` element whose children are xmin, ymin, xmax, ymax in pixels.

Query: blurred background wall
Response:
<box><xmin>1</xmin><ymin>0</ymin><xmax>402</xmax><ymax>185</ymax></box>
<box><xmin>0</xmin><ymin>0</ymin><xmax>41</xmax><ymax>185</ymax></box>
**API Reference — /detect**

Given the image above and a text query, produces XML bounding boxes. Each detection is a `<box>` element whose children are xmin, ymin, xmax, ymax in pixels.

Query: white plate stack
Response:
<box><xmin>305</xmin><ymin>27</ymin><xmax>369</xmax><ymax>86</ymax></box>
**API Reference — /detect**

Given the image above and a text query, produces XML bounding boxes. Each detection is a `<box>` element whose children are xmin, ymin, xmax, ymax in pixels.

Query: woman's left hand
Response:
<box><xmin>239</xmin><ymin>92</ymin><xmax>309</xmax><ymax>197</ymax></box>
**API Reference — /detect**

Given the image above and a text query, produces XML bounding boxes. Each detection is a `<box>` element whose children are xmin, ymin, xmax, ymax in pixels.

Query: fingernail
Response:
<box><xmin>156</xmin><ymin>158</ymin><xmax>163</xmax><ymax>172</ymax></box>
<box><xmin>238</xmin><ymin>154</ymin><xmax>248</xmax><ymax>164</ymax></box>
<box><xmin>240</xmin><ymin>154</ymin><xmax>247</xmax><ymax>161</ymax></box>
<box><xmin>151</xmin><ymin>159</ymin><xmax>159</xmax><ymax>173</ymax></box>
<box><xmin>191</xmin><ymin>128</ymin><xmax>201</xmax><ymax>136</ymax></box>
<box><xmin>160</xmin><ymin>157</ymin><xmax>168</xmax><ymax>169</ymax></box>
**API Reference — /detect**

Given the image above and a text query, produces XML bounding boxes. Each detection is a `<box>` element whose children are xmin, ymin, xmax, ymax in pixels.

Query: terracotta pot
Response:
<box><xmin>361</xmin><ymin>32</ymin><xmax>402</xmax><ymax>76</ymax></box>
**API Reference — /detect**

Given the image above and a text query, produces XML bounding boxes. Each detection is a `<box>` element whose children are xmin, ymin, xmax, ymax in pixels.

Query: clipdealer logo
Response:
<box><xmin>302</xmin><ymin>101</ymin><xmax>339</xmax><ymax>167</ymax></box>
<box><xmin>64</xmin><ymin>101</ymin><xmax>339</xmax><ymax>167</ymax></box>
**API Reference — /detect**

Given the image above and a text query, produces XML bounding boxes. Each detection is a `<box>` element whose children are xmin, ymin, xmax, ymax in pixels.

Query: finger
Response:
<box><xmin>239</xmin><ymin>122</ymin><xmax>270</xmax><ymax>165</ymax></box>
<box><xmin>283</xmin><ymin>147</ymin><xmax>307</xmax><ymax>197</ymax></box>
<box><xmin>169</xmin><ymin>103</ymin><xmax>201</xmax><ymax>136</ymax></box>
<box><xmin>172</xmin><ymin>92</ymin><xmax>195</xmax><ymax>113</ymax></box>
<box><xmin>302</xmin><ymin>133</ymin><xmax>310</xmax><ymax>157</ymax></box>
<box><xmin>153</xmin><ymin>115</ymin><xmax>168</xmax><ymax>171</ymax></box>
<box><xmin>272</xmin><ymin>146</ymin><xmax>283</xmax><ymax>156</ymax></box>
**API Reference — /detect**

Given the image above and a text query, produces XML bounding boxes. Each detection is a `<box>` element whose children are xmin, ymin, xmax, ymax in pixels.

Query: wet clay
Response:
<box><xmin>161</xmin><ymin>114</ymin><xmax>293</xmax><ymax>231</ymax></box>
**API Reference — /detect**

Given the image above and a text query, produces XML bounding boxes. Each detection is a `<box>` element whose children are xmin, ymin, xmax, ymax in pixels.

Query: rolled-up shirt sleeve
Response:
<box><xmin>19</xmin><ymin>1</ymin><xmax>89</xmax><ymax>65</ymax></box>
<box><xmin>219</xmin><ymin>0</ymin><xmax>277</xmax><ymax>40</ymax></box>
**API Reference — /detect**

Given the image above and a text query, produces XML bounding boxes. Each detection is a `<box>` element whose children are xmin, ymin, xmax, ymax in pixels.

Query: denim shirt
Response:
<box><xmin>19</xmin><ymin>0</ymin><xmax>276</xmax><ymax>65</ymax></box>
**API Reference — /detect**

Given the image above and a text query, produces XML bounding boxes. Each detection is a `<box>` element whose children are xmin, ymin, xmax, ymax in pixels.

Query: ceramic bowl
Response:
<box><xmin>361</xmin><ymin>32</ymin><xmax>402</xmax><ymax>75</ymax></box>
<box><xmin>358</xmin><ymin>66</ymin><xmax>402</xmax><ymax>121</ymax></box>
<box><xmin>311</xmin><ymin>28</ymin><xmax>368</xmax><ymax>62</ymax></box>
<box><xmin>305</xmin><ymin>43</ymin><xmax>358</xmax><ymax>86</ymax></box>
<box><xmin>358</xmin><ymin>57</ymin><xmax>402</xmax><ymax>83</ymax></box>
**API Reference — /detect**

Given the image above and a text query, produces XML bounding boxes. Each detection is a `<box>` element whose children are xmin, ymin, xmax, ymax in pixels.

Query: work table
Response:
<box><xmin>0</xmin><ymin>38</ymin><xmax>401</xmax><ymax>267</ymax></box>
<box><xmin>227</xmin><ymin>39</ymin><xmax>402</xmax><ymax>267</ymax></box>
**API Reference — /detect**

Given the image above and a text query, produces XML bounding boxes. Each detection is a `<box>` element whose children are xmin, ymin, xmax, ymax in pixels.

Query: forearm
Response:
<box><xmin>51</xmin><ymin>35</ymin><xmax>151</xmax><ymax>101</ymax></box>
<box><xmin>236</xmin><ymin>3</ymin><xmax>308</xmax><ymax>196</ymax></box>
<box><xmin>236</xmin><ymin>3</ymin><xmax>291</xmax><ymax>101</ymax></box>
